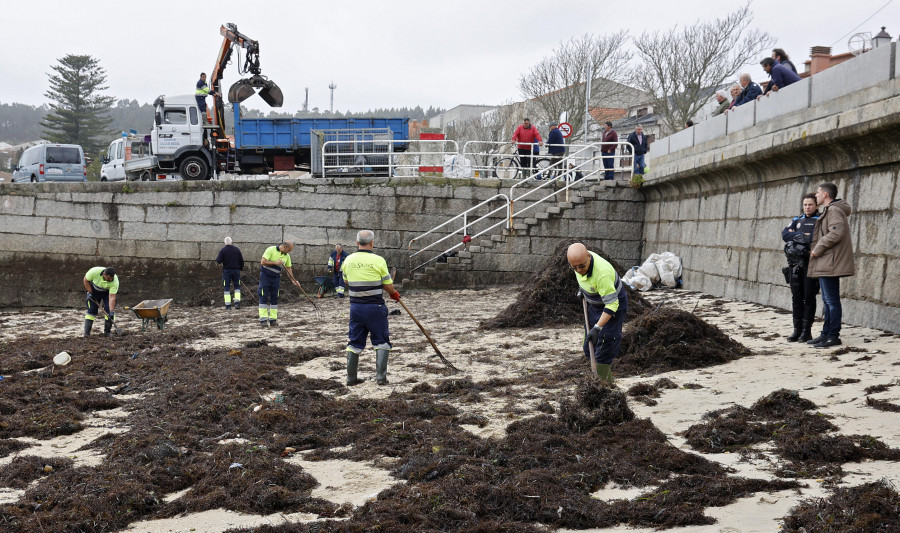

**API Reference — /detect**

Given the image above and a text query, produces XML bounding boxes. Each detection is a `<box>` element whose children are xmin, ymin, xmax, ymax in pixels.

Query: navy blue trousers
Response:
<box><xmin>347</xmin><ymin>302</ymin><xmax>391</xmax><ymax>353</ymax></box>
<box><xmin>583</xmin><ymin>286</ymin><xmax>628</xmax><ymax>365</ymax></box>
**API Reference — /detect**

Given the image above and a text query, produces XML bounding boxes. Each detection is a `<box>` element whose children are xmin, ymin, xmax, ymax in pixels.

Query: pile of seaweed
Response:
<box><xmin>614</xmin><ymin>307</ymin><xmax>751</xmax><ymax>376</ymax></box>
<box><xmin>683</xmin><ymin>389</ymin><xmax>900</xmax><ymax>480</ymax></box>
<box><xmin>481</xmin><ymin>240</ymin><xmax>651</xmax><ymax>329</ymax></box>
<box><xmin>781</xmin><ymin>480</ymin><xmax>900</xmax><ymax>533</ymax></box>
<box><xmin>0</xmin><ymin>331</ymin><xmax>799</xmax><ymax>532</ymax></box>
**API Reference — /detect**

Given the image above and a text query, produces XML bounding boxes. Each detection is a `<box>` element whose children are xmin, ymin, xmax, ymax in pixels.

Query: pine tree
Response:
<box><xmin>40</xmin><ymin>54</ymin><xmax>115</xmax><ymax>155</ymax></box>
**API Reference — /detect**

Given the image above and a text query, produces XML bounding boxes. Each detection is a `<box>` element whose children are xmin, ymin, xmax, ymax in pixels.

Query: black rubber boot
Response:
<box><xmin>798</xmin><ymin>320</ymin><xmax>813</xmax><ymax>343</ymax></box>
<box><xmin>103</xmin><ymin>320</ymin><xmax>113</xmax><ymax>337</ymax></box>
<box><xmin>234</xmin><ymin>300</ymin><xmax>241</xmax><ymax>309</ymax></box>
<box><xmin>269</xmin><ymin>319</ymin><xmax>277</xmax><ymax>328</ymax></box>
<box><xmin>375</xmin><ymin>349</ymin><xmax>390</xmax><ymax>386</ymax></box>
<box><xmin>346</xmin><ymin>352</ymin><xmax>364</xmax><ymax>386</ymax></box>
<box><xmin>83</xmin><ymin>319</ymin><xmax>93</xmax><ymax>338</ymax></box>
<box><xmin>786</xmin><ymin>328</ymin><xmax>802</xmax><ymax>342</ymax></box>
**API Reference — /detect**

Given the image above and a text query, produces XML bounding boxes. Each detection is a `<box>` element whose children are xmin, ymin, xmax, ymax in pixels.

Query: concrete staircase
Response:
<box><xmin>396</xmin><ymin>180</ymin><xmax>620</xmax><ymax>291</ymax></box>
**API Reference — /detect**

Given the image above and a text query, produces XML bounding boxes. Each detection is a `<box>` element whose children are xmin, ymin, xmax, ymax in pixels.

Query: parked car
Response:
<box><xmin>12</xmin><ymin>144</ymin><xmax>86</xmax><ymax>183</ymax></box>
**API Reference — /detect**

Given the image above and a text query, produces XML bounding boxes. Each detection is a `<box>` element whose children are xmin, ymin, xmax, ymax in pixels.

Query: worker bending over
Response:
<box><xmin>83</xmin><ymin>266</ymin><xmax>119</xmax><ymax>337</ymax></box>
<box><xmin>342</xmin><ymin>230</ymin><xmax>400</xmax><ymax>386</ymax></box>
<box><xmin>567</xmin><ymin>243</ymin><xmax>628</xmax><ymax>384</ymax></box>
<box><xmin>258</xmin><ymin>241</ymin><xmax>301</xmax><ymax>327</ymax></box>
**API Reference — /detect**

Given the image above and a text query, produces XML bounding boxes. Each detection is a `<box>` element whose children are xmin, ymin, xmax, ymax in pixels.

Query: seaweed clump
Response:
<box><xmin>481</xmin><ymin>240</ymin><xmax>650</xmax><ymax>329</ymax></box>
<box><xmin>782</xmin><ymin>480</ymin><xmax>900</xmax><ymax>533</ymax></box>
<box><xmin>615</xmin><ymin>307</ymin><xmax>751</xmax><ymax>377</ymax></box>
<box><xmin>684</xmin><ymin>389</ymin><xmax>900</xmax><ymax>480</ymax></box>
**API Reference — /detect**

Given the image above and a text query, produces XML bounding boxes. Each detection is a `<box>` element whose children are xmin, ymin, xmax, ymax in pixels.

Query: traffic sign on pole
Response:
<box><xmin>558</xmin><ymin>122</ymin><xmax>573</xmax><ymax>138</ymax></box>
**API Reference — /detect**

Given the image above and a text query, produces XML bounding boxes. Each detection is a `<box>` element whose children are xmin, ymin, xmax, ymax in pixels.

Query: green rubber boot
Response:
<box><xmin>596</xmin><ymin>364</ymin><xmax>614</xmax><ymax>386</ymax></box>
<box><xmin>346</xmin><ymin>351</ymin><xmax>364</xmax><ymax>386</ymax></box>
<box><xmin>375</xmin><ymin>349</ymin><xmax>390</xmax><ymax>386</ymax></box>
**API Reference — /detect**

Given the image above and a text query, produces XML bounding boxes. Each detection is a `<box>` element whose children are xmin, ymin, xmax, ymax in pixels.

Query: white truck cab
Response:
<box><xmin>150</xmin><ymin>95</ymin><xmax>213</xmax><ymax>180</ymax></box>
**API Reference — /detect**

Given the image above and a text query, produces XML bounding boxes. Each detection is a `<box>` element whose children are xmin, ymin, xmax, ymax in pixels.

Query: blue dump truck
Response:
<box><xmin>231</xmin><ymin>105</ymin><xmax>409</xmax><ymax>176</ymax></box>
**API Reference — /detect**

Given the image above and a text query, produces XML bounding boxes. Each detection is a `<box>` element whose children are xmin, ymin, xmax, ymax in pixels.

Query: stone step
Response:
<box><xmin>512</xmin><ymin>223</ymin><xmax>529</xmax><ymax>231</ymax></box>
<box><xmin>558</xmin><ymin>201</ymin><xmax>573</xmax><ymax>209</ymax></box>
<box><xmin>479</xmin><ymin>240</ymin><xmax>494</xmax><ymax>248</ymax></box>
<box><xmin>467</xmin><ymin>245</ymin><xmax>482</xmax><ymax>253</ymax></box>
<box><xmin>447</xmin><ymin>256</ymin><xmax>460</xmax><ymax>264</ymax></box>
<box><xmin>401</xmin><ymin>279</ymin><xmax>415</xmax><ymax>290</ymax></box>
<box><xmin>435</xmin><ymin>262</ymin><xmax>449</xmax><ymax>269</ymax></box>
<box><xmin>414</xmin><ymin>273</ymin><xmax>428</xmax><ymax>281</ymax></box>
<box><xmin>457</xmin><ymin>250</ymin><xmax>472</xmax><ymax>259</ymax></box>
<box><xmin>491</xmin><ymin>234</ymin><xmax>505</xmax><ymax>242</ymax></box>
<box><xmin>524</xmin><ymin>217</ymin><xmax>538</xmax><ymax>225</ymax></box>
<box><xmin>535</xmin><ymin>212</ymin><xmax>550</xmax><ymax>220</ymax></box>
<box><xmin>546</xmin><ymin>206</ymin><xmax>561</xmax><ymax>214</ymax></box>
<box><xmin>425</xmin><ymin>267</ymin><xmax>437</xmax><ymax>276</ymax></box>
<box><xmin>450</xmin><ymin>263</ymin><xmax>469</xmax><ymax>270</ymax></box>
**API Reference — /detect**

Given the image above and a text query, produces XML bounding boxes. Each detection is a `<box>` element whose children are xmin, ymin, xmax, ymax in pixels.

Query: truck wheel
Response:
<box><xmin>140</xmin><ymin>171</ymin><xmax>152</xmax><ymax>182</ymax></box>
<box><xmin>100</xmin><ymin>177</ymin><xmax>108</xmax><ymax>182</ymax></box>
<box><xmin>179</xmin><ymin>156</ymin><xmax>209</xmax><ymax>180</ymax></box>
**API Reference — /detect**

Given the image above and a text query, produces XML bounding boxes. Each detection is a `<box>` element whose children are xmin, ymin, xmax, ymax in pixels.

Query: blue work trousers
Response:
<box><xmin>602</xmin><ymin>152</ymin><xmax>616</xmax><ymax>180</ymax></box>
<box><xmin>223</xmin><ymin>268</ymin><xmax>241</xmax><ymax>304</ymax></box>
<box><xmin>258</xmin><ymin>270</ymin><xmax>281</xmax><ymax>321</ymax></box>
<box><xmin>583</xmin><ymin>287</ymin><xmax>628</xmax><ymax>365</ymax></box>
<box><xmin>818</xmin><ymin>276</ymin><xmax>842</xmax><ymax>339</ymax></box>
<box><xmin>347</xmin><ymin>303</ymin><xmax>391</xmax><ymax>353</ymax></box>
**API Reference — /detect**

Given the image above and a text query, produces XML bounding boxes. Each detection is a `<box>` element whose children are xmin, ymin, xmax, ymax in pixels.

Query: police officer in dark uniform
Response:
<box><xmin>782</xmin><ymin>193</ymin><xmax>820</xmax><ymax>342</ymax></box>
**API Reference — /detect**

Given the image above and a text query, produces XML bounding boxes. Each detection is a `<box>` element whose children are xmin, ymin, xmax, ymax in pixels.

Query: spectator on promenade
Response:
<box><xmin>782</xmin><ymin>193</ymin><xmax>820</xmax><ymax>342</ymax></box>
<box><xmin>512</xmin><ymin>118</ymin><xmax>542</xmax><ymax>178</ymax></box>
<box><xmin>806</xmin><ymin>182</ymin><xmax>854</xmax><ymax>348</ymax></box>
<box><xmin>684</xmin><ymin>120</ymin><xmax>694</xmax><ymax>128</ymax></box>
<box><xmin>546</xmin><ymin>122</ymin><xmax>565</xmax><ymax>175</ymax></box>
<box><xmin>712</xmin><ymin>89</ymin><xmax>731</xmax><ymax>116</ymax></box>
<box><xmin>772</xmin><ymin>48</ymin><xmax>798</xmax><ymax>74</ymax></box>
<box><xmin>567</xmin><ymin>163</ymin><xmax>584</xmax><ymax>181</ymax></box>
<box><xmin>759</xmin><ymin>57</ymin><xmax>802</xmax><ymax>98</ymax></box>
<box><xmin>626</xmin><ymin>125</ymin><xmax>649</xmax><ymax>176</ymax></box>
<box><xmin>728</xmin><ymin>84</ymin><xmax>742</xmax><ymax>110</ymax></box>
<box><xmin>733</xmin><ymin>74</ymin><xmax>762</xmax><ymax>107</ymax></box>
<box><xmin>600</xmin><ymin>121</ymin><xmax>617</xmax><ymax>180</ymax></box>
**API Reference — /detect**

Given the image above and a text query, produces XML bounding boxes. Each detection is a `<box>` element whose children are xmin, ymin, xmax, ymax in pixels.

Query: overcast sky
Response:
<box><xmin>1</xmin><ymin>0</ymin><xmax>897</xmax><ymax>113</ymax></box>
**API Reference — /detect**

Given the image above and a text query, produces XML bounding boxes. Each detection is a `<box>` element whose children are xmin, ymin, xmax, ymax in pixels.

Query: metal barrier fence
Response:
<box><xmin>319</xmin><ymin>139</ymin><xmax>459</xmax><ymax>177</ymax></box>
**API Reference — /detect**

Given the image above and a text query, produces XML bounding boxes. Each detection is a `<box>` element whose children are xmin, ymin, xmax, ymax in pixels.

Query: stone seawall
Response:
<box><xmin>0</xmin><ymin>177</ymin><xmax>644</xmax><ymax>309</ymax></box>
<box><xmin>642</xmin><ymin>76</ymin><xmax>900</xmax><ymax>333</ymax></box>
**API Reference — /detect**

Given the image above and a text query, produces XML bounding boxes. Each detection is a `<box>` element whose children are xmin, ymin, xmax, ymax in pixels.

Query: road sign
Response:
<box><xmin>559</xmin><ymin>122</ymin><xmax>573</xmax><ymax>138</ymax></box>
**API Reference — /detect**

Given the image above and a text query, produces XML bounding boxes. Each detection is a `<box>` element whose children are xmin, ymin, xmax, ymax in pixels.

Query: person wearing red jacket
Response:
<box><xmin>511</xmin><ymin>118</ymin><xmax>543</xmax><ymax>177</ymax></box>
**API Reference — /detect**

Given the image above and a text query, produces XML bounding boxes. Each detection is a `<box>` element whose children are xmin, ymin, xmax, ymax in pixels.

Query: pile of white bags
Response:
<box><xmin>443</xmin><ymin>155</ymin><xmax>474</xmax><ymax>178</ymax></box>
<box><xmin>624</xmin><ymin>252</ymin><xmax>683</xmax><ymax>291</ymax></box>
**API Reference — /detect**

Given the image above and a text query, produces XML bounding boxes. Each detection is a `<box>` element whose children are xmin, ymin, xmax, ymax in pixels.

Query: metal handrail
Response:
<box><xmin>407</xmin><ymin>193</ymin><xmax>510</xmax><ymax>272</ymax></box>
<box><xmin>320</xmin><ymin>138</ymin><xmax>459</xmax><ymax>177</ymax></box>
<box><xmin>507</xmin><ymin>141</ymin><xmax>634</xmax><ymax>228</ymax></box>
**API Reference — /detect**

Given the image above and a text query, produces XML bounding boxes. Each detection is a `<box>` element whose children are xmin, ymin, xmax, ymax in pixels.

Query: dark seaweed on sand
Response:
<box><xmin>782</xmin><ymin>480</ymin><xmax>900</xmax><ymax>533</ymax></box>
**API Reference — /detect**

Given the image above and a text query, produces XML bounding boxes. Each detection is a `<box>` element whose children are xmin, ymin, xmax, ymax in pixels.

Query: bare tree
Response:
<box><xmin>519</xmin><ymin>34</ymin><xmax>633</xmax><ymax>143</ymax></box>
<box><xmin>445</xmin><ymin>101</ymin><xmax>521</xmax><ymax>168</ymax></box>
<box><xmin>633</xmin><ymin>1</ymin><xmax>773</xmax><ymax>135</ymax></box>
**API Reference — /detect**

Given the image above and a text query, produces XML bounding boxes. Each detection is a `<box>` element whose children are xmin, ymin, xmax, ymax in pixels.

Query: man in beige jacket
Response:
<box><xmin>806</xmin><ymin>182</ymin><xmax>855</xmax><ymax>348</ymax></box>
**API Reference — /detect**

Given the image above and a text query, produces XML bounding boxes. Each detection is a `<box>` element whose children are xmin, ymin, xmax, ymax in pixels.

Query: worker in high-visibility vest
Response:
<box><xmin>195</xmin><ymin>72</ymin><xmax>216</xmax><ymax>124</ymax></box>
<box><xmin>327</xmin><ymin>243</ymin><xmax>349</xmax><ymax>298</ymax></box>
<box><xmin>258</xmin><ymin>241</ymin><xmax>301</xmax><ymax>328</ymax></box>
<box><xmin>82</xmin><ymin>266</ymin><xmax>119</xmax><ymax>337</ymax></box>
<box><xmin>567</xmin><ymin>242</ymin><xmax>629</xmax><ymax>385</ymax></box>
<box><xmin>341</xmin><ymin>230</ymin><xmax>400</xmax><ymax>386</ymax></box>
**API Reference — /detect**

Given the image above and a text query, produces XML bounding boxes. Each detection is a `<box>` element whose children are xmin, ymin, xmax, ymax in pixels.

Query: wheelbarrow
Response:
<box><xmin>130</xmin><ymin>299</ymin><xmax>173</xmax><ymax>331</ymax></box>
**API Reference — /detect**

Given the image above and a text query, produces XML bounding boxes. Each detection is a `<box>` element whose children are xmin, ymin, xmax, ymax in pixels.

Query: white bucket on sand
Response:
<box><xmin>53</xmin><ymin>352</ymin><xmax>71</xmax><ymax>366</ymax></box>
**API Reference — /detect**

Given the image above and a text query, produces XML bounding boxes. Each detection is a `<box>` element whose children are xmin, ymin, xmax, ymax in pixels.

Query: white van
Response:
<box><xmin>101</xmin><ymin>135</ymin><xmax>152</xmax><ymax>181</ymax></box>
<box><xmin>12</xmin><ymin>144</ymin><xmax>86</xmax><ymax>183</ymax></box>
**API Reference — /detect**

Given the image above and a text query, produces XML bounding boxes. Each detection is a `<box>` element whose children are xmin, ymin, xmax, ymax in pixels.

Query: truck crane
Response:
<box><xmin>209</xmin><ymin>22</ymin><xmax>284</xmax><ymax>141</ymax></box>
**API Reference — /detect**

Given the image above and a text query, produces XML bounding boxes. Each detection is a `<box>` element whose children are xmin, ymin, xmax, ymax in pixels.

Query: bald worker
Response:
<box><xmin>567</xmin><ymin>243</ymin><xmax>628</xmax><ymax>384</ymax></box>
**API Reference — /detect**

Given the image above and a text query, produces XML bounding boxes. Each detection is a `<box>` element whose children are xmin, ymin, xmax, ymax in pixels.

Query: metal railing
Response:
<box><xmin>406</xmin><ymin>193</ymin><xmax>510</xmax><ymax>272</ymax></box>
<box><xmin>319</xmin><ymin>139</ymin><xmax>459</xmax><ymax>177</ymax></box>
<box><xmin>507</xmin><ymin>141</ymin><xmax>633</xmax><ymax>227</ymax></box>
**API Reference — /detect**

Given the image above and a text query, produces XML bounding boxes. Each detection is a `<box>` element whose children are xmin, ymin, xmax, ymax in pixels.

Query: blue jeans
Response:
<box><xmin>818</xmin><ymin>276</ymin><xmax>842</xmax><ymax>339</ymax></box>
<box><xmin>633</xmin><ymin>154</ymin><xmax>645</xmax><ymax>175</ymax></box>
<box><xmin>602</xmin><ymin>153</ymin><xmax>615</xmax><ymax>180</ymax></box>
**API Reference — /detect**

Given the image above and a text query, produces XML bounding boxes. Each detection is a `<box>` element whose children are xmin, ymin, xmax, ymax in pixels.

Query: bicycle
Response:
<box><xmin>492</xmin><ymin>143</ymin><xmax>551</xmax><ymax>179</ymax></box>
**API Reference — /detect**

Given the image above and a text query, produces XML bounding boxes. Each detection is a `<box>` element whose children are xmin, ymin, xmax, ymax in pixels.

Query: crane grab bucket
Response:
<box><xmin>227</xmin><ymin>75</ymin><xmax>284</xmax><ymax>107</ymax></box>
